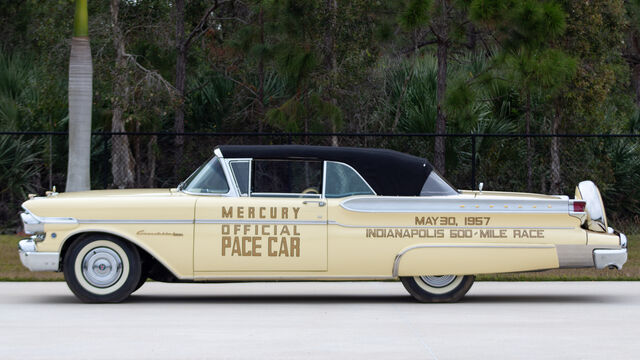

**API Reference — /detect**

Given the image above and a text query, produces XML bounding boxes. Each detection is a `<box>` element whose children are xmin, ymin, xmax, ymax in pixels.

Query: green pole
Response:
<box><xmin>73</xmin><ymin>0</ymin><xmax>89</xmax><ymax>37</ymax></box>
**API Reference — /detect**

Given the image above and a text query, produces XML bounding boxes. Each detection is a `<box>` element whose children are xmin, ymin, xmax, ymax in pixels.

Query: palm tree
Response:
<box><xmin>66</xmin><ymin>0</ymin><xmax>92</xmax><ymax>191</ymax></box>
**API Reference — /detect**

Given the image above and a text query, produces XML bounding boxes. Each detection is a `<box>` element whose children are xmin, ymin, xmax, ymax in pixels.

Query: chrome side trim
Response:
<box><xmin>22</xmin><ymin>208</ymin><xmax>78</xmax><ymax>225</ymax></box>
<box><xmin>340</xmin><ymin>197</ymin><xmax>572</xmax><ymax>214</ymax></box>
<box><xmin>593</xmin><ymin>249</ymin><xmax>627</xmax><ymax>270</ymax></box>
<box><xmin>251</xmin><ymin>192</ymin><xmax>322</xmax><ymax>198</ymax></box>
<box><xmin>77</xmin><ymin>219</ymin><xmax>194</xmax><ymax>224</ymax></box>
<box><xmin>21</xmin><ymin>208</ymin><xmax>78</xmax><ymax>234</ymax></box>
<box><xmin>75</xmin><ymin>219</ymin><xmax>327</xmax><ymax>225</ymax></box>
<box><xmin>18</xmin><ymin>238</ymin><xmax>60</xmax><ymax>272</ymax></box>
<box><xmin>328</xmin><ymin>220</ymin><xmax>573</xmax><ymax>230</ymax></box>
<box><xmin>32</xmin><ymin>216</ymin><xmax>77</xmax><ymax>224</ymax></box>
<box><xmin>196</xmin><ymin>219</ymin><xmax>326</xmax><ymax>225</ymax></box>
<box><xmin>180</xmin><ymin>190</ymin><xmax>234</xmax><ymax>197</ymax></box>
<box><xmin>392</xmin><ymin>244</ymin><xmax>555</xmax><ymax>277</ymax></box>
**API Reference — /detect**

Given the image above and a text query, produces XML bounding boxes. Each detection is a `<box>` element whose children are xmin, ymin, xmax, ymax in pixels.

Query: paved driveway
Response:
<box><xmin>0</xmin><ymin>281</ymin><xmax>638</xmax><ymax>359</ymax></box>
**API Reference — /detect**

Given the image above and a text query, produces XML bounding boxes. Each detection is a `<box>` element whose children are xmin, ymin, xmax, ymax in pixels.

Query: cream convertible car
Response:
<box><xmin>19</xmin><ymin>145</ymin><xmax>627</xmax><ymax>303</ymax></box>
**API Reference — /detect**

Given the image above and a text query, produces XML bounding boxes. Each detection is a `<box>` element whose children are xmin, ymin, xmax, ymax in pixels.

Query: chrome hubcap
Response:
<box><xmin>419</xmin><ymin>275</ymin><xmax>457</xmax><ymax>288</ymax></box>
<box><xmin>82</xmin><ymin>247</ymin><xmax>123</xmax><ymax>288</ymax></box>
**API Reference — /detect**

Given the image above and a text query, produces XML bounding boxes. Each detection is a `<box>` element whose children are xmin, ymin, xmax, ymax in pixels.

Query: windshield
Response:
<box><xmin>181</xmin><ymin>156</ymin><xmax>229</xmax><ymax>194</ymax></box>
<box><xmin>420</xmin><ymin>171</ymin><xmax>458</xmax><ymax>196</ymax></box>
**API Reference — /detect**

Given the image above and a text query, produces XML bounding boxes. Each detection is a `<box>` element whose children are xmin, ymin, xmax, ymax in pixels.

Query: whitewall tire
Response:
<box><xmin>63</xmin><ymin>234</ymin><xmax>141</xmax><ymax>303</ymax></box>
<box><xmin>401</xmin><ymin>275</ymin><xmax>475</xmax><ymax>303</ymax></box>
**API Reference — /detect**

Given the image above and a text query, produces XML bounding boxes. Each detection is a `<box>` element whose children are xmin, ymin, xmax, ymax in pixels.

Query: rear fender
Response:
<box><xmin>393</xmin><ymin>243</ymin><xmax>559</xmax><ymax>277</ymax></box>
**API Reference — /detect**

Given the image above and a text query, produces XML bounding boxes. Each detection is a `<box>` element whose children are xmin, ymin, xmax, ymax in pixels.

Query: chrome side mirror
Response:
<box><xmin>478</xmin><ymin>182</ymin><xmax>484</xmax><ymax>192</ymax></box>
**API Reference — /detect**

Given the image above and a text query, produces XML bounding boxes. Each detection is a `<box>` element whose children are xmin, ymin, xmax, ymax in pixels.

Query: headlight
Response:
<box><xmin>20</xmin><ymin>211</ymin><xmax>44</xmax><ymax>234</ymax></box>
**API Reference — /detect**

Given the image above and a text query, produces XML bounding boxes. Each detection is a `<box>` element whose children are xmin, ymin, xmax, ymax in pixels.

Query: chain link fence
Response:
<box><xmin>2</xmin><ymin>131</ymin><xmax>639</xmax><ymax>231</ymax></box>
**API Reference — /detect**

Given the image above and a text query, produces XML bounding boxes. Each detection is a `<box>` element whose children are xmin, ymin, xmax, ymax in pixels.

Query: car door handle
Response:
<box><xmin>303</xmin><ymin>200</ymin><xmax>326</xmax><ymax>207</ymax></box>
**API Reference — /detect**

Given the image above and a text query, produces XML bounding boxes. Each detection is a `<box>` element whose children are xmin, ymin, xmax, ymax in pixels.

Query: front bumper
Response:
<box><xmin>593</xmin><ymin>232</ymin><xmax>628</xmax><ymax>270</ymax></box>
<box><xmin>18</xmin><ymin>238</ymin><xmax>60</xmax><ymax>272</ymax></box>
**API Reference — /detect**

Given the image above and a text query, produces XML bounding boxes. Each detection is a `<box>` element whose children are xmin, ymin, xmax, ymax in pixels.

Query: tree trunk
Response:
<box><xmin>174</xmin><ymin>0</ymin><xmax>186</xmax><ymax>180</ymax></box>
<box><xmin>147</xmin><ymin>135</ymin><xmax>157</xmax><ymax>188</ymax></box>
<box><xmin>550</xmin><ymin>102</ymin><xmax>561</xmax><ymax>194</ymax></box>
<box><xmin>257</xmin><ymin>7</ymin><xmax>265</xmax><ymax>133</ymax></box>
<box><xmin>66</xmin><ymin>36</ymin><xmax>93</xmax><ymax>192</ymax></box>
<box><xmin>631</xmin><ymin>31</ymin><xmax>640</xmax><ymax>107</ymax></box>
<box><xmin>633</xmin><ymin>64</ymin><xmax>640</xmax><ymax>107</ymax></box>
<box><xmin>525</xmin><ymin>90</ymin><xmax>533</xmax><ymax>192</ymax></box>
<box><xmin>326</xmin><ymin>0</ymin><xmax>339</xmax><ymax>147</ymax></box>
<box><xmin>134</xmin><ymin>121</ymin><xmax>141</xmax><ymax>186</ymax></box>
<box><xmin>110</xmin><ymin>0</ymin><xmax>135</xmax><ymax>189</ymax></box>
<box><xmin>466</xmin><ymin>23</ymin><xmax>477</xmax><ymax>51</ymax></box>
<box><xmin>434</xmin><ymin>6</ymin><xmax>448</xmax><ymax>175</ymax></box>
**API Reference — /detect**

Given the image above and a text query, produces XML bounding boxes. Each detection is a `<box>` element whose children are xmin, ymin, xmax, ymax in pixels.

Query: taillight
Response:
<box><xmin>569</xmin><ymin>200</ymin><xmax>586</xmax><ymax>213</ymax></box>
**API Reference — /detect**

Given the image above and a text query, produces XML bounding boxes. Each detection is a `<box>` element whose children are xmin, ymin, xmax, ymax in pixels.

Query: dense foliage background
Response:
<box><xmin>1</xmin><ymin>0</ymin><xmax>639</xmax><ymax>231</ymax></box>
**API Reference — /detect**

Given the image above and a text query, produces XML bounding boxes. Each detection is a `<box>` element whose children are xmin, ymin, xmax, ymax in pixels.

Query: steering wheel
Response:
<box><xmin>302</xmin><ymin>187</ymin><xmax>319</xmax><ymax>195</ymax></box>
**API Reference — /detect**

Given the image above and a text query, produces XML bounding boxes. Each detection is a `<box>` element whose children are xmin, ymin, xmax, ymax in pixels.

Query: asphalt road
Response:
<box><xmin>0</xmin><ymin>281</ymin><xmax>638</xmax><ymax>360</ymax></box>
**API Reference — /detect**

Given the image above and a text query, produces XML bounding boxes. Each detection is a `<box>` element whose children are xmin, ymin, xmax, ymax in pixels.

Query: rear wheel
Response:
<box><xmin>401</xmin><ymin>275</ymin><xmax>475</xmax><ymax>303</ymax></box>
<box><xmin>63</xmin><ymin>234</ymin><xmax>141</xmax><ymax>303</ymax></box>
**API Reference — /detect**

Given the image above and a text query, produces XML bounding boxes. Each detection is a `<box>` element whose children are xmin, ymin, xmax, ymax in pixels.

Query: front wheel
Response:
<box><xmin>63</xmin><ymin>234</ymin><xmax>142</xmax><ymax>303</ymax></box>
<box><xmin>400</xmin><ymin>275</ymin><xmax>475</xmax><ymax>303</ymax></box>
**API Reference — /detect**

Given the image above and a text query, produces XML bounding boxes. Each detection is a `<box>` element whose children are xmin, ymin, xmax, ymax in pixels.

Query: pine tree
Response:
<box><xmin>396</xmin><ymin>0</ymin><xmax>472</xmax><ymax>175</ymax></box>
<box><xmin>470</xmin><ymin>0</ymin><xmax>575</xmax><ymax>192</ymax></box>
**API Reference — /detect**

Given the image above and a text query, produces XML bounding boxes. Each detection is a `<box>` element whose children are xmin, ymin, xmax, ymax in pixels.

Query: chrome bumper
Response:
<box><xmin>18</xmin><ymin>238</ymin><xmax>60</xmax><ymax>272</ymax></box>
<box><xmin>593</xmin><ymin>232</ymin><xmax>628</xmax><ymax>270</ymax></box>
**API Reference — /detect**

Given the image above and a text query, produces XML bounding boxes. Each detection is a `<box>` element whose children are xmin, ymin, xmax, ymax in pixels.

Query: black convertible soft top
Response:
<box><xmin>217</xmin><ymin>145</ymin><xmax>433</xmax><ymax>196</ymax></box>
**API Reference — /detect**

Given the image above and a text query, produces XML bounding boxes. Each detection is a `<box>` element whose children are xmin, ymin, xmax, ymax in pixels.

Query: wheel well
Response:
<box><xmin>59</xmin><ymin>231</ymin><xmax>179</xmax><ymax>282</ymax></box>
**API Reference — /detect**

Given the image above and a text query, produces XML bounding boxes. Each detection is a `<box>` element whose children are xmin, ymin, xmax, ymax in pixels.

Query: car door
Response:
<box><xmin>194</xmin><ymin>158</ymin><xmax>328</xmax><ymax>273</ymax></box>
<box><xmin>323</xmin><ymin>161</ymin><xmax>387</xmax><ymax>276</ymax></box>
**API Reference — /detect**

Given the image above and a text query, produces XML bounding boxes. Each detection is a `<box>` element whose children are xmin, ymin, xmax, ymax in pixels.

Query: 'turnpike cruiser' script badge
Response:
<box><xmin>136</xmin><ymin>230</ymin><xmax>183</xmax><ymax>237</ymax></box>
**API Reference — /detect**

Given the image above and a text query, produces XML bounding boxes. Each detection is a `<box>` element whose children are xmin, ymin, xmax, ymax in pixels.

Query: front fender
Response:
<box><xmin>59</xmin><ymin>226</ymin><xmax>192</xmax><ymax>280</ymax></box>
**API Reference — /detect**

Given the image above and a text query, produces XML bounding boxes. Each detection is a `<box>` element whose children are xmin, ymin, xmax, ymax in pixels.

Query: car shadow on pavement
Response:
<box><xmin>128</xmin><ymin>294</ymin><xmax>414</xmax><ymax>304</ymax></box>
<box><xmin>463</xmin><ymin>294</ymin><xmax>618</xmax><ymax>304</ymax></box>
<box><xmin>125</xmin><ymin>293</ymin><xmax>620</xmax><ymax>304</ymax></box>
<box><xmin>26</xmin><ymin>293</ymin><xmax>621</xmax><ymax>305</ymax></box>
<box><xmin>26</xmin><ymin>294</ymin><xmax>413</xmax><ymax>304</ymax></box>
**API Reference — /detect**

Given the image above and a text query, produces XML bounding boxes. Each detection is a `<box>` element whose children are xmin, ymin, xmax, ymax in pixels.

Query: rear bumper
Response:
<box><xmin>18</xmin><ymin>238</ymin><xmax>59</xmax><ymax>272</ymax></box>
<box><xmin>593</xmin><ymin>232</ymin><xmax>628</xmax><ymax>270</ymax></box>
<box><xmin>593</xmin><ymin>249</ymin><xmax>627</xmax><ymax>269</ymax></box>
